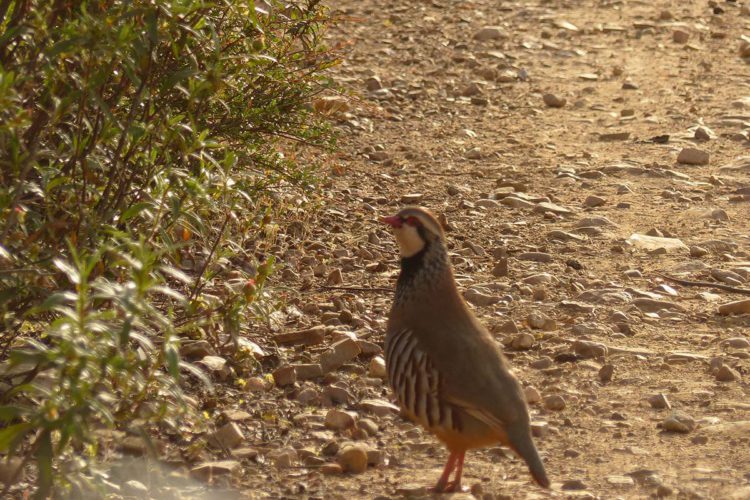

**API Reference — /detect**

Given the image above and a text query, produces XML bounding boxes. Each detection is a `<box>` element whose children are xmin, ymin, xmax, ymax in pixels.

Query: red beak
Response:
<box><xmin>380</xmin><ymin>215</ymin><xmax>402</xmax><ymax>228</ymax></box>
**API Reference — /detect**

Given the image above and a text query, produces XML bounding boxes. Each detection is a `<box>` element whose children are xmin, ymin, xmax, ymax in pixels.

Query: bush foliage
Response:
<box><xmin>0</xmin><ymin>0</ymin><xmax>336</xmax><ymax>496</ymax></box>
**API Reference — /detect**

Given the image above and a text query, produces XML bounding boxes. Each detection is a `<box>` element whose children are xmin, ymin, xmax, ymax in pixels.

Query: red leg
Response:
<box><xmin>434</xmin><ymin>451</ymin><xmax>458</xmax><ymax>492</ymax></box>
<box><xmin>446</xmin><ymin>451</ymin><xmax>466</xmax><ymax>492</ymax></box>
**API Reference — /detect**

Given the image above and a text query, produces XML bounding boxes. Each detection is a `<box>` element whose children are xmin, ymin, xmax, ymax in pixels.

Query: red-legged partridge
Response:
<box><xmin>381</xmin><ymin>206</ymin><xmax>549</xmax><ymax>492</ymax></box>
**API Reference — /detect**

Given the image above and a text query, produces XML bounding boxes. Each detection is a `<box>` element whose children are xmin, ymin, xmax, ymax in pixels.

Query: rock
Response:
<box><xmin>584</xmin><ymin>195</ymin><xmax>606</xmax><ymax>207</ymax></box>
<box><xmin>718</xmin><ymin>299</ymin><xmax>750</xmax><ymax>315</ymax></box>
<box><xmin>633</xmin><ymin>298</ymin><xmax>686</xmax><ymax>314</ymax></box>
<box><xmin>245</xmin><ymin>376</ymin><xmax>269</xmax><ymax>392</ymax></box>
<box><xmin>492</xmin><ymin>259</ymin><xmax>509</xmax><ymax>277</ymax></box>
<box><xmin>0</xmin><ymin>458</ymin><xmax>23</xmax><ymax>486</ymax></box>
<box><xmin>510</xmin><ymin>333</ymin><xmax>535</xmax><ymax>350</ymax></box>
<box><xmin>524</xmin><ymin>386</ymin><xmax>542</xmax><ymax>404</ymax></box>
<box><xmin>543</xmin><ymin>93</ymin><xmax>566</xmax><ymax>108</ymax></box>
<box><xmin>723</xmin><ymin>337</ymin><xmax>750</xmax><ymax>349</ymax></box>
<box><xmin>274</xmin><ymin>325</ymin><xmax>327</xmax><ymax>346</ymax></box>
<box><xmin>672</xmin><ymin>29</ymin><xmax>689</xmax><ymax>43</ymax></box>
<box><xmin>320</xmin><ymin>338</ymin><xmax>362</xmax><ymax>372</ymax></box>
<box><xmin>661</xmin><ymin>411</ymin><xmax>696</xmax><ymax>433</ymax></box>
<box><xmin>198</xmin><ymin>355</ymin><xmax>230</xmax><ymax>381</ymax></box>
<box><xmin>690</xmin><ymin>245</ymin><xmax>709</xmax><ymax>258</ymax></box>
<box><xmin>464</xmin><ymin>288</ymin><xmax>501</xmax><ymax>306</ymax></box>
<box><xmin>320</xmin><ymin>463</ymin><xmax>343</xmax><ymax>475</ymax></box>
<box><xmin>562</xmin><ymin>479</ymin><xmax>587</xmax><ymax>490</ymax></box>
<box><xmin>364</xmin><ymin>76</ymin><xmax>383</xmax><ymax>91</ymax></box>
<box><xmin>268</xmin><ymin>447</ymin><xmax>297</xmax><ymax>468</ymax></box>
<box><xmin>535</xmin><ymin>201</ymin><xmax>572</xmax><ymax>215</ymax></box>
<box><xmin>368</xmin><ymin>356</ymin><xmax>387</xmax><ymax>379</ymax></box>
<box><xmin>716</xmin><ymin>365</ymin><xmax>741</xmax><ymax>382</ymax></box>
<box><xmin>230</xmin><ymin>447</ymin><xmax>259</xmax><ymax>460</ymax></box>
<box><xmin>359</xmin><ymin>398</ymin><xmax>400</xmax><ymax>416</ymax></box>
<box><xmin>272</xmin><ymin>365</ymin><xmax>297</xmax><ymax>386</ymax></box>
<box><xmin>517</xmin><ymin>252</ymin><xmax>553</xmax><ymax>263</ymax></box>
<box><xmin>123</xmin><ymin>480</ymin><xmax>148</xmax><ymax>495</ymax></box>
<box><xmin>544</xmin><ymin>394</ymin><xmax>566</xmax><ymax>411</ymax></box>
<box><xmin>294</xmin><ymin>363</ymin><xmax>323</xmax><ymax>380</ymax></box>
<box><xmin>179</xmin><ymin>340</ymin><xmax>215</xmax><ymax>359</ymax></box>
<box><xmin>190</xmin><ymin>460</ymin><xmax>241</xmax><ymax>481</ymax></box>
<box><xmin>327</xmin><ymin>268</ymin><xmax>343</xmax><ymax>285</ymax></box>
<box><xmin>464</xmin><ymin>147</ymin><xmax>482</xmax><ymax>159</ymax></box>
<box><xmin>694</xmin><ymin>126</ymin><xmax>714</xmax><ymax>141</ymax></box>
<box><xmin>627</xmin><ymin>234</ymin><xmax>688</xmax><ymax>253</ymax></box>
<box><xmin>209</xmin><ymin>422</ymin><xmax>245</xmax><ymax>449</ymax></box>
<box><xmin>312</xmin><ymin>96</ymin><xmax>349</xmax><ymax>115</ymax></box>
<box><xmin>337</xmin><ymin>444</ymin><xmax>368</xmax><ymax>474</ymax></box>
<box><xmin>677</xmin><ymin>147</ymin><xmax>709</xmax><ymax>165</ymax></box>
<box><xmin>324</xmin><ymin>409</ymin><xmax>357</xmax><ymax>430</ymax></box>
<box><xmin>656</xmin><ymin>484</ymin><xmax>674</xmax><ymax>497</ymax></box>
<box><xmin>573</xmin><ymin>340</ymin><xmax>608</xmax><ymax>358</ymax></box>
<box><xmin>648</xmin><ymin>393</ymin><xmax>671</xmax><ymax>410</ymax></box>
<box><xmin>599</xmin><ymin>363</ymin><xmax>614</xmax><ymax>382</ymax></box>
<box><xmin>576</xmin><ymin>216</ymin><xmax>617</xmax><ymax>228</ymax></box>
<box><xmin>357</xmin><ymin>418</ymin><xmax>379</xmax><ymax>436</ymax></box>
<box><xmin>527</xmin><ymin>312</ymin><xmax>555</xmax><ymax>330</ymax></box>
<box><xmin>495</xmin><ymin>319</ymin><xmax>518</xmax><ymax>334</ymax></box>
<box><xmin>473</xmin><ymin>26</ymin><xmax>507</xmax><ymax>41</ymax></box>
<box><xmin>401</xmin><ymin>193</ymin><xmax>424</xmax><ymax>204</ymax></box>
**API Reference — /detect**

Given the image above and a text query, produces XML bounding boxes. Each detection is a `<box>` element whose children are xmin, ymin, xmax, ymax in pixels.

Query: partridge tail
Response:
<box><xmin>507</xmin><ymin>424</ymin><xmax>550</xmax><ymax>488</ymax></box>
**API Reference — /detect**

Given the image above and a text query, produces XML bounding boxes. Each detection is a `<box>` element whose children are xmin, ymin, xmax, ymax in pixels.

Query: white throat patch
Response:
<box><xmin>394</xmin><ymin>225</ymin><xmax>425</xmax><ymax>257</ymax></box>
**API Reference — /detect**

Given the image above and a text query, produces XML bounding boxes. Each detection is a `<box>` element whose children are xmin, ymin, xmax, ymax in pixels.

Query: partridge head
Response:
<box><xmin>381</xmin><ymin>206</ymin><xmax>549</xmax><ymax>492</ymax></box>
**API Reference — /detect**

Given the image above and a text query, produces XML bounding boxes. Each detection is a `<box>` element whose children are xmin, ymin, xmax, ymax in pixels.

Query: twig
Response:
<box><xmin>317</xmin><ymin>285</ymin><xmax>392</xmax><ymax>293</ymax></box>
<box><xmin>188</xmin><ymin>211</ymin><xmax>231</xmax><ymax>301</ymax></box>
<box><xmin>657</xmin><ymin>273</ymin><xmax>750</xmax><ymax>296</ymax></box>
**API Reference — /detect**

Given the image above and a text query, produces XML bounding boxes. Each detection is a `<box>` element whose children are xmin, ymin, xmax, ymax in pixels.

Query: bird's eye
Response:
<box><xmin>405</xmin><ymin>216</ymin><xmax>420</xmax><ymax>226</ymax></box>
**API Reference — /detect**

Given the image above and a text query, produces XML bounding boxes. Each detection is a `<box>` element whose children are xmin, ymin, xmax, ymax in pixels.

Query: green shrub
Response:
<box><xmin>0</xmin><ymin>0</ymin><xmax>336</xmax><ymax>496</ymax></box>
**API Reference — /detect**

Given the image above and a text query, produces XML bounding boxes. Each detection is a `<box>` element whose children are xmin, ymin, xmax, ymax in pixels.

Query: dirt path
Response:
<box><xmin>197</xmin><ymin>1</ymin><xmax>750</xmax><ymax>499</ymax></box>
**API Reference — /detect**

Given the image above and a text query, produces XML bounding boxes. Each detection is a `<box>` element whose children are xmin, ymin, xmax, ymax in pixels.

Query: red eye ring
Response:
<box><xmin>405</xmin><ymin>216</ymin><xmax>420</xmax><ymax>226</ymax></box>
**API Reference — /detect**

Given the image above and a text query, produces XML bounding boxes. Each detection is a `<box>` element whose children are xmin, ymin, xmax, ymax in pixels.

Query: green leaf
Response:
<box><xmin>0</xmin><ymin>406</ymin><xmax>29</xmax><ymax>421</ymax></box>
<box><xmin>120</xmin><ymin>202</ymin><xmax>152</xmax><ymax>222</ymax></box>
<box><xmin>53</xmin><ymin>258</ymin><xmax>80</xmax><ymax>285</ymax></box>
<box><xmin>34</xmin><ymin>431</ymin><xmax>53</xmax><ymax>500</ymax></box>
<box><xmin>0</xmin><ymin>422</ymin><xmax>33</xmax><ymax>452</ymax></box>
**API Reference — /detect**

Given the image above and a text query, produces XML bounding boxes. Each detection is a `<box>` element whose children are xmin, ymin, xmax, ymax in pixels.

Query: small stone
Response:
<box><xmin>573</xmin><ymin>340</ymin><xmax>608</xmax><ymax>358</ymax></box>
<box><xmin>690</xmin><ymin>245</ymin><xmax>709</xmax><ymax>258</ymax></box>
<box><xmin>677</xmin><ymin>147</ymin><xmax>709</xmax><ymax>165</ymax></box>
<box><xmin>661</xmin><ymin>411</ymin><xmax>695</xmax><ymax>433</ymax></box>
<box><xmin>401</xmin><ymin>193</ymin><xmax>424</xmax><ymax>204</ymax></box>
<box><xmin>584</xmin><ymin>195</ymin><xmax>606</xmax><ymax>207</ymax></box>
<box><xmin>656</xmin><ymin>484</ymin><xmax>674</xmax><ymax>497</ymax></box>
<box><xmin>0</xmin><ymin>458</ymin><xmax>24</xmax><ymax>486</ymax></box>
<box><xmin>123</xmin><ymin>480</ymin><xmax>148</xmax><ymax>494</ymax></box>
<box><xmin>723</xmin><ymin>337</ymin><xmax>750</xmax><ymax>349</ymax></box>
<box><xmin>320</xmin><ymin>463</ymin><xmax>343</xmax><ymax>475</ymax></box>
<box><xmin>190</xmin><ymin>460</ymin><xmax>241</xmax><ymax>481</ymax></box>
<box><xmin>327</xmin><ymin>268</ymin><xmax>343</xmax><ymax>285</ymax></box>
<box><xmin>198</xmin><ymin>355</ymin><xmax>230</xmax><ymax>381</ymax></box>
<box><xmin>599</xmin><ymin>363</ymin><xmax>614</xmax><ymax>383</ymax></box>
<box><xmin>518</xmin><ymin>252</ymin><xmax>553</xmax><ymax>263</ymax></box>
<box><xmin>648</xmin><ymin>393</ymin><xmax>671</xmax><ymax>410</ymax></box>
<box><xmin>716</xmin><ymin>365</ymin><xmax>741</xmax><ymax>382</ymax></box>
<box><xmin>358</xmin><ymin>418</ymin><xmax>379</xmax><ymax>435</ymax></box>
<box><xmin>492</xmin><ymin>258</ymin><xmax>509</xmax><ymax>277</ymax></box>
<box><xmin>673</xmin><ymin>29</ymin><xmax>689</xmax><ymax>43</ymax></box>
<box><xmin>627</xmin><ymin>234</ymin><xmax>688</xmax><ymax>253</ymax></box>
<box><xmin>544</xmin><ymin>394</ymin><xmax>566</xmax><ymax>411</ymax></box>
<box><xmin>524</xmin><ymin>386</ymin><xmax>542</xmax><ymax>405</ymax></box>
<box><xmin>274</xmin><ymin>325</ymin><xmax>327</xmax><ymax>346</ymax></box>
<box><xmin>272</xmin><ymin>365</ymin><xmax>297</xmax><ymax>386</ymax></box>
<box><xmin>564</xmin><ymin>448</ymin><xmax>581</xmax><ymax>458</ymax></box>
<box><xmin>527</xmin><ymin>311</ymin><xmax>554</xmax><ymax>330</ymax></box>
<box><xmin>464</xmin><ymin>288</ymin><xmax>501</xmax><ymax>306</ymax></box>
<box><xmin>268</xmin><ymin>448</ymin><xmax>297</xmax><ymax>468</ymax></box>
<box><xmin>694</xmin><ymin>126</ymin><xmax>713</xmax><ymax>141</ymax></box>
<box><xmin>473</xmin><ymin>26</ymin><xmax>507</xmax><ymax>41</ymax></box>
<box><xmin>337</xmin><ymin>444</ymin><xmax>368</xmax><ymax>474</ymax></box>
<box><xmin>510</xmin><ymin>333</ymin><xmax>535</xmax><ymax>350</ymax></box>
<box><xmin>325</xmin><ymin>409</ymin><xmax>357</xmax><ymax>430</ymax></box>
<box><xmin>294</xmin><ymin>363</ymin><xmax>323</xmax><ymax>380</ymax></box>
<box><xmin>495</xmin><ymin>319</ymin><xmax>518</xmax><ymax>334</ymax></box>
<box><xmin>320</xmin><ymin>338</ymin><xmax>362</xmax><ymax>372</ymax></box>
<box><xmin>530</xmin><ymin>357</ymin><xmax>553</xmax><ymax>369</ymax></box>
<box><xmin>364</xmin><ymin>76</ymin><xmax>383</xmax><ymax>91</ymax></box>
<box><xmin>209</xmin><ymin>422</ymin><xmax>245</xmax><ymax>449</ymax></box>
<box><xmin>718</xmin><ymin>299</ymin><xmax>750</xmax><ymax>316</ymax></box>
<box><xmin>464</xmin><ymin>147</ymin><xmax>482</xmax><ymax>159</ymax></box>
<box><xmin>368</xmin><ymin>356</ymin><xmax>387</xmax><ymax>379</ymax></box>
<box><xmin>562</xmin><ymin>479</ymin><xmax>587</xmax><ymax>490</ymax></box>
<box><xmin>543</xmin><ymin>93</ymin><xmax>566</xmax><ymax>108</ymax></box>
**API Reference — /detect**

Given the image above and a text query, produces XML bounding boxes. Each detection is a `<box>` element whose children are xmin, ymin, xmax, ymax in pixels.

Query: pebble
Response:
<box><xmin>673</xmin><ymin>29</ymin><xmax>689</xmax><ymax>43</ymax></box>
<box><xmin>272</xmin><ymin>365</ymin><xmax>297</xmax><ymax>386</ymax></box>
<box><xmin>562</xmin><ymin>479</ymin><xmax>588</xmax><ymax>490</ymax></box>
<box><xmin>573</xmin><ymin>340</ymin><xmax>608</xmax><ymax>358</ymax></box>
<box><xmin>544</xmin><ymin>394</ymin><xmax>566</xmax><ymax>411</ymax></box>
<box><xmin>543</xmin><ymin>93</ymin><xmax>566</xmax><ymax>108</ymax></box>
<box><xmin>464</xmin><ymin>288</ymin><xmax>501</xmax><ymax>306</ymax></box>
<box><xmin>661</xmin><ymin>411</ymin><xmax>696</xmax><ymax>433</ymax></box>
<box><xmin>718</xmin><ymin>299</ymin><xmax>750</xmax><ymax>315</ymax></box>
<box><xmin>473</xmin><ymin>26</ymin><xmax>507</xmax><ymax>41</ymax></box>
<box><xmin>337</xmin><ymin>444</ymin><xmax>369</xmax><ymax>473</ymax></box>
<box><xmin>368</xmin><ymin>356</ymin><xmax>387</xmax><ymax>379</ymax></box>
<box><xmin>209</xmin><ymin>422</ymin><xmax>245</xmax><ymax>450</ymax></box>
<box><xmin>0</xmin><ymin>458</ymin><xmax>23</xmax><ymax>486</ymax></box>
<box><xmin>325</xmin><ymin>409</ymin><xmax>357</xmax><ymax>430</ymax></box>
<box><xmin>648</xmin><ymin>394</ymin><xmax>671</xmax><ymax>410</ymax></box>
<box><xmin>715</xmin><ymin>365</ymin><xmax>741</xmax><ymax>382</ymax></box>
<box><xmin>584</xmin><ymin>195</ymin><xmax>606</xmax><ymax>207</ymax></box>
<box><xmin>274</xmin><ymin>325</ymin><xmax>327</xmax><ymax>346</ymax></box>
<box><xmin>510</xmin><ymin>333</ymin><xmax>535</xmax><ymax>350</ymax></box>
<box><xmin>690</xmin><ymin>245</ymin><xmax>709</xmax><ymax>258</ymax></box>
<box><xmin>518</xmin><ymin>252</ymin><xmax>553</xmax><ymax>263</ymax></box>
<box><xmin>599</xmin><ymin>363</ymin><xmax>614</xmax><ymax>383</ymax></box>
<box><xmin>320</xmin><ymin>463</ymin><xmax>343</xmax><ymax>475</ymax></box>
<box><xmin>190</xmin><ymin>460</ymin><xmax>241</xmax><ymax>481</ymax></box>
<box><xmin>524</xmin><ymin>386</ymin><xmax>542</xmax><ymax>405</ymax></box>
<box><xmin>677</xmin><ymin>147</ymin><xmax>709</xmax><ymax>165</ymax></box>
<box><xmin>320</xmin><ymin>338</ymin><xmax>362</xmax><ymax>372</ymax></box>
